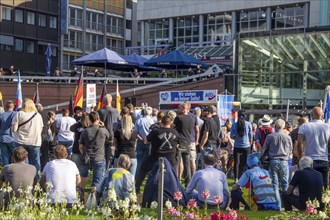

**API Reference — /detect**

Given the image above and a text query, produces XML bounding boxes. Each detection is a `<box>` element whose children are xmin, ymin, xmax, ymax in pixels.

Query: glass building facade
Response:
<box><xmin>238</xmin><ymin>28</ymin><xmax>330</xmax><ymax>109</ymax></box>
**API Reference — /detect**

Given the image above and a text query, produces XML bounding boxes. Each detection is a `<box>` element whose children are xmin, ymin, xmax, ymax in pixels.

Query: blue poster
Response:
<box><xmin>61</xmin><ymin>0</ymin><xmax>68</xmax><ymax>35</ymax></box>
<box><xmin>218</xmin><ymin>95</ymin><xmax>235</xmax><ymax>126</ymax></box>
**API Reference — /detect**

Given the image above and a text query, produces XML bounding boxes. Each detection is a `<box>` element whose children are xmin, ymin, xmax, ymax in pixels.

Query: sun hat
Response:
<box><xmin>258</xmin><ymin>115</ymin><xmax>273</xmax><ymax>126</ymax></box>
<box><xmin>247</xmin><ymin>152</ymin><xmax>261</xmax><ymax>167</ymax></box>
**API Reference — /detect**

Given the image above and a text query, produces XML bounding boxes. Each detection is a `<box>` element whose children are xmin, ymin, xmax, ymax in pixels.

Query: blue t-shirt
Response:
<box><xmin>0</xmin><ymin>110</ymin><xmax>15</xmax><ymax>143</ymax></box>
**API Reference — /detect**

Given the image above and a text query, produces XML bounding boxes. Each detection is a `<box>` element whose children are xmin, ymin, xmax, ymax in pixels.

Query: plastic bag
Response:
<box><xmin>85</xmin><ymin>192</ymin><xmax>97</xmax><ymax>209</ymax></box>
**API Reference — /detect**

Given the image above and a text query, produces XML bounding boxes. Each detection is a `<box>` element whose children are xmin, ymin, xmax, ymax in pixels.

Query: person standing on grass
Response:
<box><xmin>11</xmin><ymin>98</ymin><xmax>43</xmax><ymax>182</ymax></box>
<box><xmin>79</xmin><ymin>111</ymin><xmax>110</xmax><ymax>193</ymax></box>
<box><xmin>98</xmin><ymin>94</ymin><xmax>120</xmax><ymax>170</ymax></box>
<box><xmin>0</xmin><ymin>100</ymin><xmax>15</xmax><ymax>166</ymax></box>
<box><xmin>263</xmin><ymin>119</ymin><xmax>293</xmax><ymax>209</ymax></box>
<box><xmin>55</xmin><ymin>109</ymin><xmax>76</xmax><ymax>157</ymax></box>
<box><xmin>172</xmin><ymin>103</ymin><xmax>194</xmax><ymax>185</ymax></box>
<box><xmin>297</xmin><ymin>106</ymin><xmax>330</xmax><ymax>187</ymax></box>
<box><xmin>230</xmin><ymin>110</ymin><xmax>253</xmax><ymax>181</ymax></box>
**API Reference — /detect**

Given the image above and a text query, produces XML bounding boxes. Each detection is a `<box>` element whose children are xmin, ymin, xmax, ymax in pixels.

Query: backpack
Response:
<box><xmin>259</xmin><ymin>127</ymin><xmax>272</xmax><ymax>147</ymax></box>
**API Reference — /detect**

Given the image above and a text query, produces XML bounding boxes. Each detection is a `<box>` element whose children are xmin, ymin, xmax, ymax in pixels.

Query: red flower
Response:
<box><xmin>202</xmin><ymin>190</ymin><xmax>210</xmax><ymax>200</ymax></box>
<box><xmin>173</xmin><ymin>191</ymin><xmax>183</xmax><ymax>201</ymax></box>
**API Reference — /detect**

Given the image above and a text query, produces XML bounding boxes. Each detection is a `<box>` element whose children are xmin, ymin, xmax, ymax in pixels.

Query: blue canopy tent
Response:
<box><xmin>144</xmin><ymin>49</ymin><xmax>208</xmax><ymax>77</ymax></box>
<box><xmin>72</xmin><ymin>48</ymin><xmax>138</xmax><ymax>76</ymax></box>
<box><xmin>124</xmin><ymin>53</ymin><xmax>162</xmax><ymax>71</ymax></box>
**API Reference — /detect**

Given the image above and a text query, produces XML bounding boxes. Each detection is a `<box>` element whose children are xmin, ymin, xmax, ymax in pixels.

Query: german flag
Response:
<box><xmin>97</xmin><ymin>83</ymin><xmax>107</xmax><ymax>110</ymax></box>
<box><xmin>73</xmin><ymin>73</ymin><xmax>83</xmax><ymax>108</ymax></box>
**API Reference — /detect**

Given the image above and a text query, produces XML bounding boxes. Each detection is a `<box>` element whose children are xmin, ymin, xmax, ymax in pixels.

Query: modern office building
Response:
<box><xmin>0</xmin><ymin>0</ymin><xmax>60</xmax><ymax>75</ymax></box>
<box><xmin>135</xmin><ymin>0</ymin><xmax>330</xmax><ymax>110</ymax></box>
<box><xmin>62</xmin><ymin>0</ymin><xmax>137</xmax><ymax>72</ymax></box>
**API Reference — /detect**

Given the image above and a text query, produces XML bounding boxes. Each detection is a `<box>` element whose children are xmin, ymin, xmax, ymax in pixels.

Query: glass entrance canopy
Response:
<box><xmin>238</xmin><ymin>27</ymin><xmax>330</xmax><ymax>109</ymax></box>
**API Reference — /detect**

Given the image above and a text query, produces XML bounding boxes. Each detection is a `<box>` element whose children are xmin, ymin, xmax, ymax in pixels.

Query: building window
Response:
<box><xmin>64</xmin><ymin>30</ymin><xmax>83</xmax><ymax>50</ymax></box>
<box><xmin>106</xmin><ymin>15</ymin><xmax>124</xmax><ymax>36</ymax></box>
<box><xmin>239</xmin><ymin>9</ymin><xmax>267</xmax><ymax>33</ymax></box>
<box><xmin>273</xmin><ymin>4</ymin><xmax>305</xmax><ymax>29</ymax></box>
<box><xmin>26</xmin><ymin>40</ymin><xmax>34</xmax><ymax>53</ymax></box>
<box><xmin>2</xmin><ymin>7</ymin><xmax>11</xmax><ymax>21</ymax></box>
<box><xmin>38</xmin><ymin>14</ymin><xmax>46</xmax><ymax>27</ymax></box>
<box><xmin>69</xmin><ymin>7</ymin><xmax>83</xmax><ymax>28</ymax></box>
<box><xmin>15</xmin><ymin>9</ymin><xmax>23</xmax><ymax>23</ymax></box>
<box><xmin>27</xmin><ymin>12</ymin><xmax>35</xmax><ymax>25</ymax></box>
<box><xmin>204</xmin><ymin>13</ymin><xmax>232</xmax><ymax>45</ymax></box>
<box><xmin>15</xmin><ymin>39</ymin><xmax>23</xmax><ymax>52</ymax></box>
<box><xmin>126</xmin><ymin>20</ymin><xmax>132</xmax><ymax>29</ymax></box>
<box><xmin>50</xmin><ymin>16</ymin><xmax>57</xmax><ymax>29</ymax></box>
<box><xmin>126</xmin><ymin>0</ymin><xmax>132</xmax><ymax>9</ymax></box>
<box><xmin>173</xmin><ymin>17</ymin><xmax>198</xmax><ymax>47</ymax></box>
<box><xmin>86</xmin><ymin>11</ymin><xmax>104</xmax><ymax>31</ymax></box>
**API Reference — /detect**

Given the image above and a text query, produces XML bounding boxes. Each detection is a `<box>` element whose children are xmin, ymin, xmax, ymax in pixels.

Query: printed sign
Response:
<box><xmin>86</xmin><ymin>84</ymin><xmax>96</xmax><ymax>107</ymax></box>
<box><xmin>159</xmin><ymin>90</ymin><xmax>217</xmax><ymax>104</ymax></box>
<box><xmin>218</xmin><ymin>95</ymin><xmax>235</xmax><ymax>126</ymax></box>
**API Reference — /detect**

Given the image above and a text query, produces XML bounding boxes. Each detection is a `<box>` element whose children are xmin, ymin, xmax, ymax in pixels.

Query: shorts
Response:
<box><xmin>220</xmin><ymin>148</ymin><xmax>229</xmax><ymax>162</ymax></box>
<box><xmin>189</xmin><ymin>142</ymin><xmax>196</xmax><ymax>161</ymax></box>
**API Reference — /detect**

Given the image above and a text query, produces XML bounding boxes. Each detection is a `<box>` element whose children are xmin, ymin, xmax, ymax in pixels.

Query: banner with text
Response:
<box><xmin>159</xmin><ymin>90</ymin><xmax>217</xmax><ymax>104</ymax></box>
<box><xmin>86</xmin><ymin>84</ymin><xmax>96</xmax><ymax>108</ymax></box>
<box><xmin>218</xmin><ymin>94</ymin><xmax>235</xmax><ymax>126</ymax></box>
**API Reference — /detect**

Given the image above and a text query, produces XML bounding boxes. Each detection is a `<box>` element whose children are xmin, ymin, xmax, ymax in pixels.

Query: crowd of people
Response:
<box><xmin>0</xmin><ymin>96</ymin><xmax>329</xmax><ymax>213</ymax></box>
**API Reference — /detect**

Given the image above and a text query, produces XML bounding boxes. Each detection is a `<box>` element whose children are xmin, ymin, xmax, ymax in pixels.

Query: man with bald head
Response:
<box><xmin>98</xmin><ymin>94</ymin><xmax>120</xmax><ymax>169</ymax></box>
<box><xmin>297</xmin><ymin>106</ymin><xmax>330</xmax><ymax>187</ymax></box>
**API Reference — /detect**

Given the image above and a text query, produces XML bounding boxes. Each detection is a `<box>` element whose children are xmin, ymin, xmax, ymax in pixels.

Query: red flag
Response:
<box><xmin>97</xmin><ymin>83</ymin><xmax>107</xmax><ymax>110</ymax></box>
<box><xmin>74</xmin><ymin>72</ymin><xmax>83</xmax><ymax>96</ymax></box>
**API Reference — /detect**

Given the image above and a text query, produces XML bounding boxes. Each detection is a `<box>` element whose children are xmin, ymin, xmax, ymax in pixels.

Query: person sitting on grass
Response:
<box><xmin>230</xmin><ymin>152</ymin><xmax>279</xmax><ymax>211</ymax></box>
<box><xmin>40</xmin><ymin>145</ymin><xmax>81</xmax><ymax>206</ymax></box>
<box><xmin>96</xmin><ymin>154</ymin><xmax>135</xmax><ymax>205</ymax></box>
<box><xmin>185</xmin><ymin>154</ymin><xmax>229</xmax><ymax>210</ymax></box>
<box><xmin>282</xmin><ymin>156</ymin><xmax>323</xmax><ymax>211</ymax></box>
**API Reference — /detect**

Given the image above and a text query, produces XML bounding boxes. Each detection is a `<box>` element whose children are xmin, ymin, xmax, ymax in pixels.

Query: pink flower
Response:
<box><xmin>306</xmin><ymin>204</ymin><xmax>317</xmax><ymax>215</ymax></box>
<box><xmin>187</xmin><ymin>199</ymin><xmax>197</xmax><ymax>209</ymax></box>
<box><xmin>202</xmin><ymin>189</ymin><xmax>210</xmax><ymax>200</ymax></box>
<box><xmin>292</xmin><ymin>218</ymin><xmax>300</xmax><ymax>220</ymax></box>
<box><xmin>228</xmin><ymin>209</ymin><xmax>238</xmax><ymax>218</ymax></box>
<box><xmin>185</xmin><ymin>212</ymin><xmax>195</xmax><ymax>219</ymax></box>
<box><xmin>173</xmin><ymin>191</ymin><xmax>183</xmax><ymax>201</ymax></box>
<box><xmin>214</xmin><ymin>195</ymin><xmax>223</xmax><ymax>205</ymax></box>
<box><xmin>210</xmin><ymin>212</ymin><xmax>220</xmax><ymax>220</ymax></box>
<box><xmin>168</xmin><ymin>207</ymin><xmax>176</xmax><ymax>215</ymax></box>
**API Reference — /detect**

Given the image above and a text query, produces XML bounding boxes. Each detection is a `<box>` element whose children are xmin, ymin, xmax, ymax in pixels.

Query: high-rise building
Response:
<box><xmin>0</xmin><ymin>0</ymin><xmax>60</xmax><ymax>75</ymax></box>
<box><xmin>62</xmin><ymin>0</ymin><xmax>137</xmax><ymax>73</ymax></box>
<box><xmin>135</xmin><ymin>0</ymin><xmax>330</xmax><ymax>110</ymax></box>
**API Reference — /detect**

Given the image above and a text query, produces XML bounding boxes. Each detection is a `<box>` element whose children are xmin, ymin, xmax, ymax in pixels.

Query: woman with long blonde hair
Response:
<box><xmin>114</xmin><ymin>113</ymin><xmax>138</xmax><ymax>176</ymax></box>
<box><xmin>11</xmin><ymin>98</ymin><xmax>44</xmax><ymax>181</ymax></box>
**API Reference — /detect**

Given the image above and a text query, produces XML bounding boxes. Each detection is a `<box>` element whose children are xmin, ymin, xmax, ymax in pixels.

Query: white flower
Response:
<box><xmin>120</xmin><ymin>198</ymin><xmax>130</xmax><ymax>209</ymax></box>
<box><xmin>165</xmin><ymin>200</ymin><xmax>172</xmax><ymax>209</ymax></box>
<box><xmin>108</xmin><ymin>188</ymin><xmax>117</xmax><ymax>201</ymax></box>
<box><xmin>319</xmin><ymin>211</ymin><xmax>327</xmax><ymax>219</ymax></box>
<box><xmin>132</xmin><ymin>204</ymin><xmax>141</xmax><ymax>212</ymax></box>
<box><xmin>130</xmin><ymin>192</ymin><xmax>137</xmax><ymax>203</ymax></box>
<box><xmin>150</xmin><ymin>201</ymin><xmax>158</xmax><ymax>209</ymax></box>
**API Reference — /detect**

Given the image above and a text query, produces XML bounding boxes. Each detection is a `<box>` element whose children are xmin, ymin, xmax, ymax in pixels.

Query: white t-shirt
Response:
<box><xmin>56</xmin><ymin>116</ymin><xmax>76</xmax><ymax>142</ymax></box>
<box><xmin>12</xmin><ymin>111</ymin><xmax>43</xmax><ymax>146</ymax></box>
<box><xmin>42</xmin><ymin>159</ymin><xmax>79</xmax><ymax>203</ymax></box>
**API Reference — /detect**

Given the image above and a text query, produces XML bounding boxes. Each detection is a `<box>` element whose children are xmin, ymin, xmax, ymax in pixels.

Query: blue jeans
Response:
<box><xmin>91</xmin><ymin>161</ymin><xmax>105</xmax><ymax>187</ymax></box>
<box><xmin>58</xmin><ymin>140</ymin><xmax>74</xmax><ymax>156</ymax></box>
<box><xmin>269</xmin><ymin>159</ymin><xmax>289</xmax><ymax>208</ymax></box>
<box><xmin>114</xmin><ymin>157</ymin><xmax>137</xmax><ymax>177</ymax></box>
<box><xmin>17</xmin><ymin>143</ymin><xmax>40</xmax><ymax>182</ymax></box>
<box><xmin>136</xmin><ymin>140</ymin><xmax>151</xmax><ymax>178</ymax></box>
<box><xmin>0</xmin><ymin>142</ymin><xmax>16</xmax><ymax>166</ymax></box>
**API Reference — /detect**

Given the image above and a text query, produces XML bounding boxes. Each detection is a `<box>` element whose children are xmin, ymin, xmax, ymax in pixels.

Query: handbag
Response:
<box><xmin>83</xmin><ymin>129</ymin><xmax>100</xmax><ymax>165</ymax></box>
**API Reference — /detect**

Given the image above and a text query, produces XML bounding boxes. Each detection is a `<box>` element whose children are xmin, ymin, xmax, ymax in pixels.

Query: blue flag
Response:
<box><xmin>15</xmin><ymin>70</ymin><xmax>22</xmax><ymax>110</ymax></box>
<box><xmin>324</xmin><ymin>93</ymin><xmax>330</xmax><ymax>122</ymax></box>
